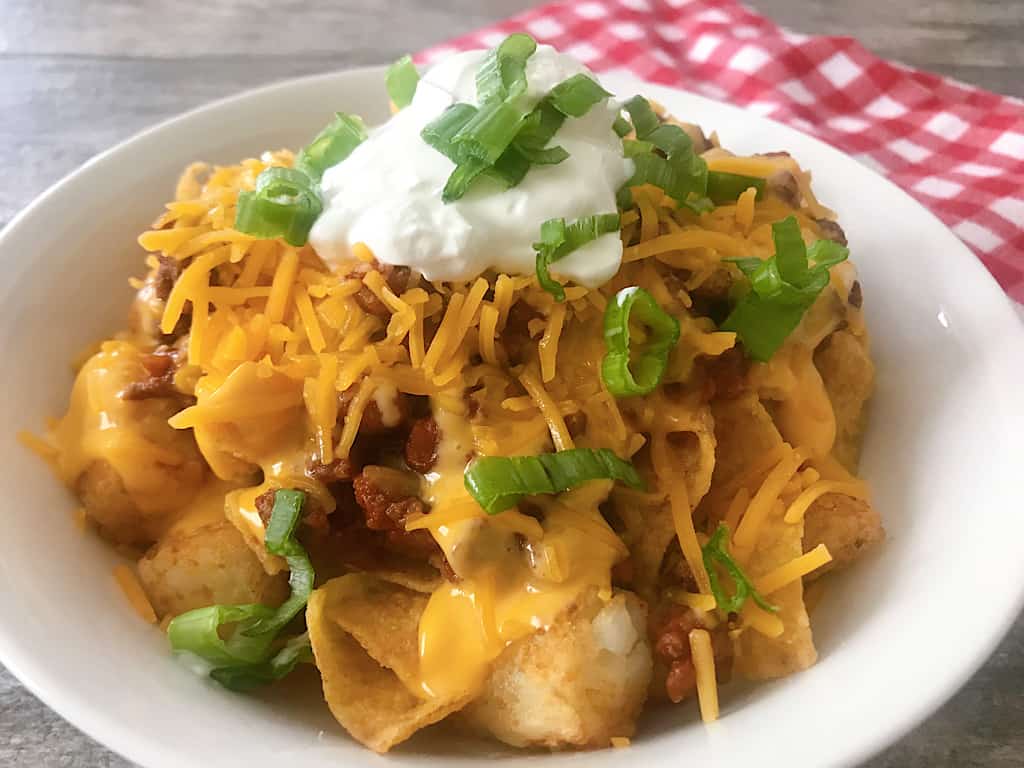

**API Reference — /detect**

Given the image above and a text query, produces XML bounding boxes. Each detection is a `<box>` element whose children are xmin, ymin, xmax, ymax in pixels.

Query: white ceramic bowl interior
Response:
<box><xmin>1</xmin><ymin>66</ymin><xmax>1022</xmax><ymax>768</ymax></box>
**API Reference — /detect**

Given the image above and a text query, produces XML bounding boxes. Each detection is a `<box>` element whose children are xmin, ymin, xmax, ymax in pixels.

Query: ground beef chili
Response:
<box><xmin>503</xmin><ymin>299</ymin><xmax>540</xmax><ymax>365</ymax></box>
<box><xmin>306</xmin><ymin>455</ymin><xmax>361</xmax><ymax>484</ymax></box>
<box><xmin>814</xmin><ymin>217</ymin><xmax>848</xmax><ymax>247</ymax></box>
<box><xmin>848</xmin><ymin>280</ymin><xmax>863</xmax><ymax>309</ymax></box>
<box><xmin>349</xmin><ymin>263</ymin><xmax>413</xmax><ymax>318</ymax></box>
<box><xmin>120</xmin><ymin>345</ymin><xmax>187</xmax><ymax>401</ymax></box>
<box><xmin>651</xmin><ymin>605</ymin><xmax>734</xmax><ymax>702</ymax></box>
<box><xmin>703</xmin><ymin>347</ymin><xmax>750</xmax><ymax>400</ymax></box>
<box><xmin>564</xmin><ymin>411</ymin><xmax>588</xmax><ymax>438</ymax></box>
<box><xmin>352</xmin><ymin>468</ymin><xmax>438</xmax><ymax>559</ymax></box>
<box><xmin>337</xmin><ymin>385</ymin><xmax>411</xmax><ymax>433</ymax></box>
<box><xmin>153</xmin><ymin>255</ymin><xmax>183</xmax><ymax>302</ymax></box>
<box><xmin>767</xmin><ymin>169</ymin><xmax>802</xmax><ymax>208</ymax></box>
<box><xmin>254</xmin><ymin>488</ymin><xmax>329</xmax><ymax>533</ymax></box>
<box><xmin>404</xmin><ymin>417</ymin><xmax>440</xmax><ymax>473</ymax></box>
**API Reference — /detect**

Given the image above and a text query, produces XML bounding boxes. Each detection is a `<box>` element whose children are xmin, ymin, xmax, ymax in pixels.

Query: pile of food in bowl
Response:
<box><xmin>26</xmin><ymin>35</ymin><xmax>883</xmax><ymax>753</ymax></box>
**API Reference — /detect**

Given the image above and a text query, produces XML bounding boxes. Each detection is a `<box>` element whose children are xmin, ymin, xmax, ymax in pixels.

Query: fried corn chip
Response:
<box><xmin>369</xmin><ymin>565</ymin><xmax>443</xmax><ymax>594</ymax></box>
<box><xmin>700</xmin><ymin>393</ymin><xmax>788</xmax><ymax>524</ymax></box>
<box><xmin>702</xmin><ymin>395</ymin><xmax>817</xmax><ymax>678</ymax></box>
<box><xmin>307</xmin><ymin>573</ymin><xmax>471</xmax><ymax>753</ymax></box>
<box><xmin>734</xmin><ymin>510</ymin><xmax>817</xmax><ymax>679</ymax></box>
<box><xmin>617</xmin><ymin>405</ymin><xmax>716</xmax><ymax>599</ymax></box>
<box><xmin>814</xmin><ymin>329</ymin><xmax>875</xmax><ymax>471</ymax></box>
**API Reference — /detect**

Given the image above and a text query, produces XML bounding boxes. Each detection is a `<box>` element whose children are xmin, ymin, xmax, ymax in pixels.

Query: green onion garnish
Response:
<box><xmin>707</xmin><ymin>170</ymin><xmax>766</xmax><ymax>204</ymax></box>
<box><xmin>616</xmin><ymin>96</ymin><xmax>712</xmax><ymax>212</ymax></box>
<box><xmin>601</xmin><ymin>286</ymin><xmax>680</xmax><ymax>397</ymax></box>
<box><xmin>475</xmin><ymin>32</ymin><xmax>537</xmax><ymax>105</ymax></box>
<box><xmin>295</xmin><ymin>113</ymin><xmax>367</xmax><ymax>182</ymax></box>
<box><xmin>613</xmin><ymin>114</ymin><xmax>633</xmax><ymax>137</ymax></box>
<box><xmin>622</xmin><ymin>95</ymin><xmax>660</xmax><ymax>138</ymax></box>
<box><xmin>721</xmin><ymin>216</ymin><xmax>849</xmax><ymax>361</ymax></box>
<box><xmin>533</xmin><ymin>213</ymin><xmax>621</xmax><ymax>301</ymax></box>
<box><xmin>167</xmin><ymin>489</ymin><xmax>315</xmax><ymax>691</ymax></box>
<box><xmin>702</xmin><ymin>523</ymin><xmax>777</xmax><ymax>614</ymax></box>
<box><xmin>618</xmin><ymin>152</ymin><xmax>709</xmax><ymax>212</ymax></box>
<box><xmin>385</xmin><ymin>55</ymin><xmax>419</xmax><ymax>109</ymax></box>
<box><xmin>422</xmin><ymin>34</ymin><xmax>614</xmax><ymax>201</ymax></box>
<box><xmin>421</xmin><ymin>103</ymin><xmax>479</xmax><ymax>159</ymax></box>
<box><xmin>443</xmin><ymin>158</ymin><xmax>489</xmax><ymax>203</ymax></box>
<box><xmin>242</xmin><ymin>489</ymin><xmax>313</xmax><ymax>637</ymax></box>
<box><xmin>546</xmin><ymin>73</ymin><xmax>613</xmax><ymax>117</ymax></box>
<box><xmin>209</xmin><ymin>632</ymin><xmax>313</xmax><ymax>692</ymax></box>
<box><xmin>486</xmin><ymin>147</ymin><xmax>532</xmax><ymax>188</ymax></box>
<box><xmin>622</xmin><ymin>139</ymin><xmax>655</xmax><ymax>158</ymax></box>
<box><xmin>452</xmin><ymin>100</ymin><xmax>531</xmax><ymax>164</ymax></box>
<box><xmin>234</xmin><ymin>167</ymin><xmax>323</xmax><ymax>247</ymax></box>
<box><xmin>464</xmin><ymin>448</ymin><xmax>643</xmax><ymax>515</ymax></box>
<box><xmin>511</xmin><ymin>100</ymin><xmax>569</xmax><ymax>165</ymax></box>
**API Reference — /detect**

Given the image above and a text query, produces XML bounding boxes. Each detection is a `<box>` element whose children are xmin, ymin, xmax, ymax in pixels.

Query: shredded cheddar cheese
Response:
<box><xmin>755</xmin><ymin>544</ymin><xmax>833</xmax><ymax>595</ymax></box>
<box><xmin>689</xmin><ymin>629</ymin><xmax>720</xmax><ymax>723</ymax></box>
<box><xmin>113</xmin><ymin>565</ymin><xmax>157</xmax><ymax>624</ymax></box>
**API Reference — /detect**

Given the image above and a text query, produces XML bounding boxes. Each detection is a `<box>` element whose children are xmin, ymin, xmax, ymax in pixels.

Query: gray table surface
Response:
<box><xmin>1</xmin><ymin>1</ymin><xmax>1022</xmax><ymax>765</ymax></box>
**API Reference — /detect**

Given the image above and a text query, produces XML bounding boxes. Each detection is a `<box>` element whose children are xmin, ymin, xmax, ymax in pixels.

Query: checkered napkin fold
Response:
<box><xmin>418</xmin><ymin>0</ymin><xmax>1024</xmax><ymax>303</ymax></box>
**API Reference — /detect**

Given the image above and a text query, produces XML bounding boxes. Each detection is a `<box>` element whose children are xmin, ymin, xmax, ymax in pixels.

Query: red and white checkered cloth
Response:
<box><xmin>418</xmin><ymin>0</ymin><xmax>1024</xmax><ymax>303</ymax></box>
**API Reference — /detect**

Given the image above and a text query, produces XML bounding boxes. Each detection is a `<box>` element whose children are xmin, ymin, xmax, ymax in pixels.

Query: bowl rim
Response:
<box><xmin>2</xmin><ymin>63</ymin><xmax>1023</xmax><ymax>768</ymax></box>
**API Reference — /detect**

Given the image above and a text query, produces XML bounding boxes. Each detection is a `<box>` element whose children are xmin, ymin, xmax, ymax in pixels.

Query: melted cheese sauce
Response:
<box><xmin>170</xmin><ymin>360</ymin><xmax>335</xmax><ymax>570</ymax></box>
<box><xmin>751</xmin><ymin>288</ymin><xmax>844</xmax><ymax>458</ymax></box>
<box><xmin>416</xmin><ymin>486</ymin><xmax>623</xmax><ymax>700</ymax></box>
<box><xmin>52</xmin><ymin>341</ymin><xmax>202</xmax><ymax>516</ymax></box>
<box><xmin>411</xmin><ymin>394</ymin><xmax>624</xmax><ymax>699</ymax></box>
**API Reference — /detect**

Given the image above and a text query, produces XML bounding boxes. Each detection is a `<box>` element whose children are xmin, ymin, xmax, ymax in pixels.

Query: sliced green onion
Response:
<box><xmin>476</xmin><ymin>32</ymin><xmax>537</xmax><ymax>105</ymax></box>
<box><xmin>167</xmin><ymin>603</ymin><xmax>276</xmax><ymax>668</ymax></box>
<box><xmin>533</xmin><ymin>213</ymin><xmax>621</xmax><ymax>301</ymax></box>
<box><xmin>264</xmin><ymin>488</ymin><xmax>304</xmax><ymax>553</ymax></box>
<box><xmin>702</xmin><ymin>523</ymin><xmax>777</xmax><ymax>614</ymax></box>
<box><xmin>519</xmin><ymin>145</ymin><xmax>570</xmax><ymax>165</ymax></box>
<box><xmin>234</xmin><ymin>167</ymin><xmax>322</xmax><ymax>247</ymax></box>
<box><xmin>452</xmin><ymin>100</ymin><xmax>529</xmax><ymax>165</ymax></box>
<box><xmin>167</xmin><ymin>489</ymin><xmax>316</xmax><ymax>691</ymax></box>
<box><xmin>485</xmin><ymin>147</ymin><xmax>531</xmax><ymax>188</ymax></box>
<box><xmin>295</xmin><ymin>113</ymin><xmax>367</xmax><ymax>181</ymax></box>
<box><xmin>443</xmin><ymin>158</ymin><xmax>489</xmax><ymax>203</ymax></box>
<box><xmin>421</xmin><ymin>103</ymin><xmax>478</xmax><ymax>160</ymax></box>
<box><xmin>209</xmin><ymin>633</ymin><xmax>313</xmax><ymax>692</ymax></box>
<box><xmin>617</xmin><ymin>95</ymin><xmax>711</xmax><ymax>212</ymax></box>
<box><xmin>546</xmin><ymin>74</ymin><xmax>612</xmax><ymax>117</ymax></box>
<box><xmin>721</xmin><ymin>216</ymin><xmax>849</xmax><ymax>361</ymax></box>
<box><xmin>243</xmin><ymin>490</ymin><xmax>314</xmax><ymax>638</ymax></box>
<box><xmin>644</xmin><ymin>123</ymin><xmax>694</xmax><ymax>157</ymax></box>
<box><xmin>425</xmin><ymin>41</ymin><xmax>615</xmax><ymax>201</ymax></box>
<box><xmin>707</xmin><ymin>170</ymin><xmax>765</xmax><ymax>203</ymax></box>
<box><xmin>618</xmin><ymin>152</ymin><xmax>708</xmax><ymax>211</ymax></box>
<box><xmin>622</xmin><ymin>95</ymin><xmax>660</xmax><ymax>139</ymax></box>
<box><xmin>806</xmin><ymin>238</ymin><xmax>850</xmax><ymax>272</ymax></box>
<box><xmin>601</xmin><ymin>286</ymin><xmax>680</xmax><ymax>397</ymax></box>
<box><xmin>623</xmin><ymin>139</ymin><xmax>655</xmax><ymax>158</ymax></box>
<box><xmin>386</xmin><ymin>55</ymin><xmax>419</xmax><ymax>109</ymax></box>
<box><xmin>512</xmin><ymin>100</ymin><xmax>569</xmax><ymax>164</ymax></box>
<box><xmin>613</xmin><ymin>114</ymin><xmax>633</xmax><ymax>137</ymax></box>
<box><xmin>464</xmin><ymin>448</ymin><xmax>643</xmax><ymax>514</ymax></box>
<box><xmin>772</xmin><ymin>213</ymin><xmax>810</xmax><ymax>280</ymax></box>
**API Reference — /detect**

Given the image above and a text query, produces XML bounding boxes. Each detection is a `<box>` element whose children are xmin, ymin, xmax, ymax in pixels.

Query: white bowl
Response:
<box><xmin>1</xmin><ymin>65</ymin><xmax>1022</xmax><ymax>768</ymax></box>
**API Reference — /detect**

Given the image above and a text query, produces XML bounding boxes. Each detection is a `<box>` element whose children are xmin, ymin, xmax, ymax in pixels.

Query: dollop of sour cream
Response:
<box><xmin>309</xmin><ymin>46</ymin><xmax>633</xmax><ymax>287</ymax></box>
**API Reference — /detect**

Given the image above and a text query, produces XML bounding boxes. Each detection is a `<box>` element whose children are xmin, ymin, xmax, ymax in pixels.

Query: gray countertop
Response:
<box><xmin>1</xmin><ymin>1</ymin><xmax>1022</xmax><ymax>765</ymax></box>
